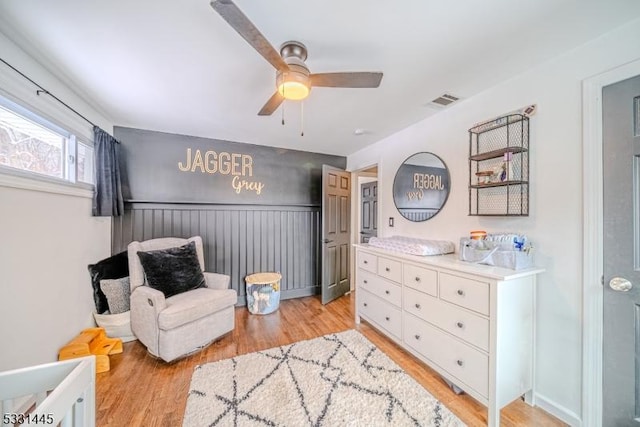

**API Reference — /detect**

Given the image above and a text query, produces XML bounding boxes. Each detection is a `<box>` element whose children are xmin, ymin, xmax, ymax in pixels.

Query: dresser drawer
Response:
<box><xmin>359</xmin><ymin>271</ymin><xmax>401</xmax><ymax>307</ymax></box>
<box><xmin>358</xmin><ymin>251</ymin><xmax>377</xmax><ymax>273</ymax></box>
<box><xmin>404</xmin><ymin>313</ymin><xmax>488</xmax><ymax>397</ymax></box>
<box><xmin>439</xmin><ymin>273</ymin><xmax>490</xmax><ymax>316</ymax></box>
<box><xmin>404</xmin><ymin>287</ymin><xmax>489</xmax><ymax>351</ymax></box>
<box><xmin>357</xmin><ymin>269</ymin><xmax>376</xmax><ymax>291</ymax></box>
<box><xmin>403</xmin><ymin>287</ymin><xmax>437</xmax><ymax>322</ymax></box>
<box><xmin>403</xmin><ymin>263</ymin><xmax>437</xmax><ymax>296</ymax></box>
<box><xmin>378</xmin><ymin>257</ymin><xmax>402</xmax><ymax>283</ymax></box>
<box><xmin>359</xmin><ymin>289</ymin><xmax>402</xmax><ymax>338</ymax></box>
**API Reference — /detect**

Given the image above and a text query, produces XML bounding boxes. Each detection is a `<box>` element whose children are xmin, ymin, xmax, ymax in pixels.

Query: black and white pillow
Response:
<box><xmin>100</xmin><ymin>277</ymin><xmax>131</xmax><ymax>314</ymax></box>
<box><xmin>87</xmin><ymin>251</ymin><xmax>129</xmax><ymax>314</ymax></box>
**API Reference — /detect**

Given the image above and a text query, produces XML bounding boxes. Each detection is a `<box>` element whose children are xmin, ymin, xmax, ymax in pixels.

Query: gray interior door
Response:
<box><xmin>321</xmin><ymin>165</ymin><xmax>351</xmax><ymax>304</ymax></box>
<box><xmin>603</xmin><ymin>74</ymin><xmax>640</xmax><ymax>426</ymax></box>
<box><xmin>360</xmin><ymin>181</ymin><xmax>378</xmax><ymax>243</ymax></box>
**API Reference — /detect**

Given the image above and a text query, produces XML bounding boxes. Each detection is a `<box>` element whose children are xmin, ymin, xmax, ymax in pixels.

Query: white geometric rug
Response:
<box><xmin>183</xmin><ymin>330</ymin><xmax>465</xmax><ymax>426</ymax></box>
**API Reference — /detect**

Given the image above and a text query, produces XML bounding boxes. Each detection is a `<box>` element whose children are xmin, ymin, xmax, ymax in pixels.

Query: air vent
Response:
<box><xmin>431</xmin><ymin>93</ymin><xmax>460</xmax><ymax>106</ymax></box>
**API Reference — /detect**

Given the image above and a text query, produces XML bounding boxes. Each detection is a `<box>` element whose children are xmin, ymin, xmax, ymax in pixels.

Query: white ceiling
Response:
<box><xmin>1</xmin><ymin>0</ymin><xmax>639</xmax><ymax>156</ymax></box>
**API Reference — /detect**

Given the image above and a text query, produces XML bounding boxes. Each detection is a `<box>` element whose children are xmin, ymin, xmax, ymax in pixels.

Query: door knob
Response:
<box><xmin>609</xmin><ymin>277</ymin><xmax>633</xmax><ymax>292</ymax></box>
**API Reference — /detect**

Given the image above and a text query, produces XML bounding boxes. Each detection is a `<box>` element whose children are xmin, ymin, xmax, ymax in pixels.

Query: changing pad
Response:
<box><xmin>368</xmin><ymin>236</ymin><xmax>455</xmax><ymax>256</ymax></box>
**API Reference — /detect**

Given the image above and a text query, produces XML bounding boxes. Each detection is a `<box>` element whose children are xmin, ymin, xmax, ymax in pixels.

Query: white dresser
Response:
<box><xmin>354</xmin><ymin>244</ymin><xmax>544</xmax><ymax>427</ymax></box>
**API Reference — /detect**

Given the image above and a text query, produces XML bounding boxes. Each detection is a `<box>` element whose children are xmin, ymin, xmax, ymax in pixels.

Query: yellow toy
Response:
<box><xmin>58</xmin><ymin>327</ymin><xmax>122</xmax><ymax>373</ymax></box>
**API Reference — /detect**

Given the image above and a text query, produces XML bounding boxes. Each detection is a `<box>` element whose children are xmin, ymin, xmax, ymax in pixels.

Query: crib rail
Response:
<box><xmin>0</xmin><ymin>356</ymin><xmax>95</xmax><ymax>427</ymax></box>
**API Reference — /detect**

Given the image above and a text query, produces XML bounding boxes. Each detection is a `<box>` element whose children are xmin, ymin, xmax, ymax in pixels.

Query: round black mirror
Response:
<box><xmin>392</xmin><ymin>152</ymin><xmax>450</xmax><ymax>222</ymax></box>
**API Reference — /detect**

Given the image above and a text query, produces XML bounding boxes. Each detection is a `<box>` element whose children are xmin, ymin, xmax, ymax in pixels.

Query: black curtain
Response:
<box><xmin>92</xmin><ymin>126</ymin><xmax>124</xmax><ymax>216</ymax></box>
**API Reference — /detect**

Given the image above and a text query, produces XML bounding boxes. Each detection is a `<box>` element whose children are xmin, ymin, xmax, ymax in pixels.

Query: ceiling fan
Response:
<box><xmin>210</xmin><ymin>0</ymin><xmax>384</xmax><ymax>116</ymax></box>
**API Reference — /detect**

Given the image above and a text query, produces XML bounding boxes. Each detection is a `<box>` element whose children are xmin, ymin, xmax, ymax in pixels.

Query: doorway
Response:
<box><xmin>350</xmin><ymin>165</ymin><xmax>378</xmax><ymax>290</ymax></box>
<box><xmin>583</xmin><ymin>59</ymin><xmax>640</xmax><ymax>427</ymax></box>
<box><xmin>602</xmin><ymin>74</ymin><xmax>640</xmax><ymax>426</ymax></box>
<box><xmin>360</xmin><ymin>180</ymin><xmax>378</xmax><ymax>243</ymax></box>
<box><xmin>321</xmin><ymin>165</ymin><xmax>351</xmax><ymax>305</ymax></box>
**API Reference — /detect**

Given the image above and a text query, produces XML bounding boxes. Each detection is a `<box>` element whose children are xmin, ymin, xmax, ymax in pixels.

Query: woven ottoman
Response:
<box><xmin>245</xmin><ymin>272</ymin><xmax>282</xmax><ymax>315</ymax></box>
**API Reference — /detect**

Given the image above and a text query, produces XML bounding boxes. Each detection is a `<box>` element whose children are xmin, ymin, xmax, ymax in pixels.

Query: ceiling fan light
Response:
<box><xmin>278</xmin><ymin>81</ymin><xmax>309</xmax><ymax>100</ymax></box>
<box><xmin>276</xmin><ymin>66</ymin><xmax>310</xmax><ymax>101</ymax></box>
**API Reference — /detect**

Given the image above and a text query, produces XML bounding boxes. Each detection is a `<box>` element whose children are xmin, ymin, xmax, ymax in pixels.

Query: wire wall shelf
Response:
<box><xmin>469</xmin><ymin>114</ymin><xmax>530</xmax><ymax>216</ymax></box>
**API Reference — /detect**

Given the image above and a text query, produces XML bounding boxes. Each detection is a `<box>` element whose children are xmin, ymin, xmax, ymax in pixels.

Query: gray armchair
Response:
<box><xmin>128</xmin><ymin>236</ymin><xmax>237</xmax><ymax>362</ymax></box>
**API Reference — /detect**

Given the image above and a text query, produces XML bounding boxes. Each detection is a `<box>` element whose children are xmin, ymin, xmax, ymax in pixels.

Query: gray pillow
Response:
<box><xmin>100</xmin><ymin>277</ymin><xmax>131</xmax><ymax>314</ymax></box>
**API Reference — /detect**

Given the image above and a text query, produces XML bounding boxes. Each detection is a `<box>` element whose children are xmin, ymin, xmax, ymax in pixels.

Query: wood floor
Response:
<box><xmin>96</xmin><ymin>293</ymin><xmax>566</xmax><ymax>427</ymax></box>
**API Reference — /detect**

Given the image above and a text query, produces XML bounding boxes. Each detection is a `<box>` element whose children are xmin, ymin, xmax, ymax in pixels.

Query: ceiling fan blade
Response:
<box><xmin>258</xmin><ymin>92</ymin><xmax>284</xmax><ymax>116</ymax></box>
<box><xmin>310</xmin><ymin>72</ymin><xmax>383</xmax><ymax>88</ymax></box>
<box><xmin>210</xmin><ymin>0</ymin><xmax>289</xmax><ymax>73</ymax></box>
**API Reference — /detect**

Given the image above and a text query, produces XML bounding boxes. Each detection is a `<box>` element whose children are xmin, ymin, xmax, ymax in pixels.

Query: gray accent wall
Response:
<box><xmin>113</xmin><ymin>127</ymin><xmax>346</xmax><ymax>305</ymax></box>
<box><xmin>116</xmin><ymin>127</ymin><xmax>345</xmax><ymax>206</ymax></box>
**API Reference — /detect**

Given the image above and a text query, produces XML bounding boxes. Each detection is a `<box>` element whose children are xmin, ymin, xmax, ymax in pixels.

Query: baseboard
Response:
<box><xmin>534</xmin><ymin>392</ymin><xmax>582</xmax><ymax>427</ymax></box>
<box><xmin>281</xmin><ymin>287</ymin><xmax>320</xmax><ymax>299</ymax></box>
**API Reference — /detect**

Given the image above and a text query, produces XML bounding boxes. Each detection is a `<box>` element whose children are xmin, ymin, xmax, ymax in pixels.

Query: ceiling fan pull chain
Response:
<box><xmin>301</xmin><ymin>101</ymin><xmax>304</xmax><ymax>136</ymax></box>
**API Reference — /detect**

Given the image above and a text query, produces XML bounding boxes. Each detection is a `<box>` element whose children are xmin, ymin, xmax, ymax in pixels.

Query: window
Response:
<box><xmin>0</xmin><ymin>96</ymin><xmax>94</xmax><ymax>185</ymax></box>
<box><xmin>76</xmin><ymin>142</ymin><xmax>94</xmax><ymax>184</ymax></box>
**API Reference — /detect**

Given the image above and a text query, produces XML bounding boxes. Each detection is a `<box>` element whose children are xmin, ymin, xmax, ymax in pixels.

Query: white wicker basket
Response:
<box><xmin>93</xmin><ymin>311</ymin><xmax>136</xmax><ymax>342</ymax></box>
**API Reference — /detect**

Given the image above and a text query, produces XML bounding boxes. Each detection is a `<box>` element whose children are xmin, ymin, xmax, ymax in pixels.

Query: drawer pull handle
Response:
<box><xmin>456</xmin><ymin>322</ymin><xmax>464</xmax><ymax>329</ymax></box>
<box><xmin>364</xmin><ymin>260</ymin><xmax>368</xmax><ymax>264</ymax></box>
<box><xmin>457</xmin><ymin>289</ymin><xmax>465</xmax><ymax>296</ymax></box>
<box><xmin>385</xmin><ymin>316</ymin><xmax>390</xmax><ymax>321</ymax></box>
<box><xmin>385</xmin><ymin>267</ymin><xmax>390</xmax><ymax>272</ymax></box>
<box><xmin>363</xmin><ymin>303</ymin><xmax>368</xmax><ymax>307</ymax></box>
<box><xmin>363</xmin><ymin>280</ymin><xmax>368</xmax><ymax>284</ymax></box>
<box><xmin>415</xmin><ymin>276</ymin><xmax>421</xmax><ymax>282</ymax></box>
<box><xmin>456</xmin><ymin>360</ymin><xmax>464</xmax><ymax>367</ymax></box>
<box><xmin>385</xmin><ymin>290</ymin><xmax>390</xmax><ymax>295</ymax></box>
<box><xmin>414</xmin><ymin>334</ymin><xmax>421</xmax><ymax>340</ymax></box>
<box><xmin>415</xmin><ymin>303</ymin><xmax>421</xmax><ymax>309</ymax></box>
